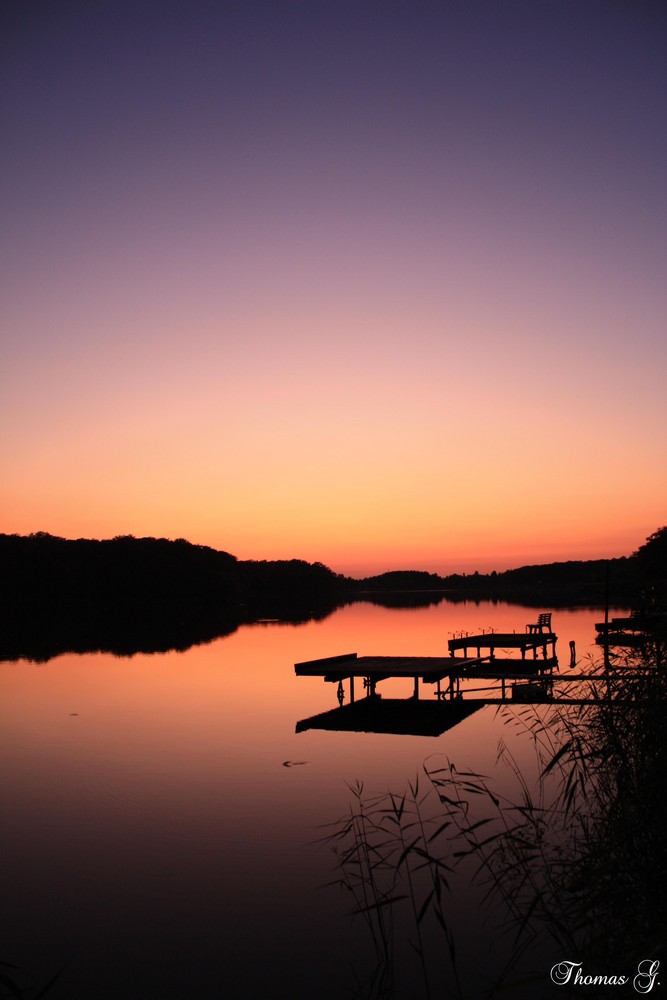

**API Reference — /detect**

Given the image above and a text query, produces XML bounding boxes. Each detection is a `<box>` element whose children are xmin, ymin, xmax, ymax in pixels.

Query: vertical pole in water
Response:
<box><xmin>604</xmin><ymin>560</ymin><xmax>611</xmax><ymax>671</ymax></box>
<box><xmin>350</xmin><ymin>676</ymin><xmax>355</xmax><ymax>703</ymax></box>
<box><xmin>413</xmin><ymin>675</ymin><xmax>420</xmax><ymax>700</ymax></box>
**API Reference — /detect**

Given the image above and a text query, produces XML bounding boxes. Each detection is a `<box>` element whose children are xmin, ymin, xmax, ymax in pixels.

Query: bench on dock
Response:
<box><xmin>526</xmin><ymin>612</ymin><xmax>552</xmax><ymax>634</ymax></box>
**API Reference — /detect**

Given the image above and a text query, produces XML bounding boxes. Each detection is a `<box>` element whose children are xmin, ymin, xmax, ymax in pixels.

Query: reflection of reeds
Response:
<box><xmin>325</xmin><ymin>643</ymin><xmax>666</xmax><ymax>997</ymax></box>
<box><xmin>324</xmin><ymin>780</ymin><xmax>397</xmax><ymax>998</ymax></box>
<box><xmin>0</xmin><ymin>961</ymin><xmax>62</xmax><ymax>1000</ymax></box>
<box><xmin>323</xmin><ymin>778</ymin><xmax>463</xmax><ymax>999</ymax></box>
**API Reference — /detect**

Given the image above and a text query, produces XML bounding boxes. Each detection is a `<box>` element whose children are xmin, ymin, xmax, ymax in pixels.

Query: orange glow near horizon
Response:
<box><xmin>2</xmin><ymin>318</ymin><xmax>664</xmax><ymax>576</ymax></box>
<box><xmin>2</xmin><ymin>4</ymin><xmax>666</xmax><ymax>577</ymax></box>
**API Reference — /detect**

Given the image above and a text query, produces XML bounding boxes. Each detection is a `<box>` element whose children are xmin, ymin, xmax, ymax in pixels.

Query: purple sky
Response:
<box><xmin>2</xmin><ymin>1</ymin><xmax>666</xmax><ymax>573</ymax></box>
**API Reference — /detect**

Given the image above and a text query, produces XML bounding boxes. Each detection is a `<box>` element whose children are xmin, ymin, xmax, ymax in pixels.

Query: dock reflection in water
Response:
<box><xmin>296</xmin><ymin>695</ymin><xmax>485</xmax><ymax>737</ymax></box>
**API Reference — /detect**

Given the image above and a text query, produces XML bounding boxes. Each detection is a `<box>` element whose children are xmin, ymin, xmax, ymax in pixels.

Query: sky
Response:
<box><xmin>2</xmin><ymin>0</ymin><xmax>666</xmax><ymax>576</ymax></box>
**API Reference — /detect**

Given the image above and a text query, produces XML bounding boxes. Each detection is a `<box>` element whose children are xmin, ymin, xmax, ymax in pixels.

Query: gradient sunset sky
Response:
<box><xmin>2</xmin><ymin>0</ymin><xmax>666</xmax><ymax>575</ymax></box>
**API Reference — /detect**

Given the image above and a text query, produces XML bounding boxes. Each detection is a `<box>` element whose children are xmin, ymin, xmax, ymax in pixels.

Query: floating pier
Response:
<box><xmin>294</xmin><ymin>626</ymin><xmax>558</xmax><ymax>706</ymax></box>
<box><xmin>292</xmin><ymin>617</ymin><xmax>662</xmax><ymax>736</ymax></box>
<box><xmin>447</xmin><ymin>630</ymin><xmax>557</xmax><ymax>662</ymax></box>
<box><xmin>595</xmin><ymin>611</ymin><xmax>666</xmax><ymax>648</ymax></box>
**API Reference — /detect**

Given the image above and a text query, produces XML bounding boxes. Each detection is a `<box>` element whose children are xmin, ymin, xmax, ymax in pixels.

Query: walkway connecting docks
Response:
<box><xmin>595</xmin><ymin>611</ymin><xmax>667</xmax><ymax>649</ymax></box>
<box><xmin>294</xmin><ymin>625</ymin><xmax>558</xmax><ymax>705</ymax></box>
<box><xmin>294</xmin><ymin>615</ymin><xmax>659</xmax><ymax>736</ymax></box>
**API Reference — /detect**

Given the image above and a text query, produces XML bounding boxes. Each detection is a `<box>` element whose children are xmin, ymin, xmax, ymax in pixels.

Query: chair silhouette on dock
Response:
<box><xmin>526</xmin><ymin>612</ymin><xmax>552</xmax><ymax>634</ymax></box>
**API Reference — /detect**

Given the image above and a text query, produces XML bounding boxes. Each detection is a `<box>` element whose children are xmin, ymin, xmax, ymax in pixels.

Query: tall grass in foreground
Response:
<box><xmin>323</xmin><ymin>643</ymin><xmax>667</xmax><ymax>998</ymax></box>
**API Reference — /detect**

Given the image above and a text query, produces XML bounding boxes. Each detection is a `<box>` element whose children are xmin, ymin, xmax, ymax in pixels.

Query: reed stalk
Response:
<box><xmin>325</xmin><ymin>642</ymin><xmax>666</xmax><ymax>997</ymax></box>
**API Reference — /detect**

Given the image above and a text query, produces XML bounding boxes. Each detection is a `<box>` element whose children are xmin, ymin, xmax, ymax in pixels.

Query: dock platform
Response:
<box><xmin>295</xmin><ymin>629</ymin><xmax>558</xmax><ymax>704</ymax></box>
<box><xmin>295</xmin><ymin>652</ymin><xmax>489</xmax><ymax>700</ymax></box>
<box><xmin>448</xmin><ymin>631</ymin><xmax>558</xmax><ymax>660</ymax></box>
<box><xmin>292</xmin><ymin>620</ymin><xmax>662</xmax><ymax>736</ymax></box>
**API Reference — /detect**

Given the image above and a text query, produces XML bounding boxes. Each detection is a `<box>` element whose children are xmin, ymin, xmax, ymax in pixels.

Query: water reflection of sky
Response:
<box><xmin>0</xmin><ymin>600</ymin><xmax>623</xmax><ymax>998</ymax></box>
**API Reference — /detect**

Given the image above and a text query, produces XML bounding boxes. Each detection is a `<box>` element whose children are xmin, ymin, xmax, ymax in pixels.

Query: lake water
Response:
<box><xmin>0</xmin><ymin>599</ymin><xmax>616</xmax><ymax>998</ymax></box>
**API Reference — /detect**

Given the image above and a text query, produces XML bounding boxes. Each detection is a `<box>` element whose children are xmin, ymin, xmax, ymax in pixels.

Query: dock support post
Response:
<box><xmin>350</xmin><ymin>676</ymin><xmax>355</xmax><ymax>703</ymax></box>
<box><xmin>413</xmin><ymin>676</ymin><xmax>420</xmax><ymax>700</ymax></box>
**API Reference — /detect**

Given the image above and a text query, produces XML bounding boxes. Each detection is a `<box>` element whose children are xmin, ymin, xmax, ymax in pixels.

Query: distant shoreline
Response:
<box><xmin>1</xmin><ymin>529</ymin><xmax>663</xmax><ymax>662</ymax></box>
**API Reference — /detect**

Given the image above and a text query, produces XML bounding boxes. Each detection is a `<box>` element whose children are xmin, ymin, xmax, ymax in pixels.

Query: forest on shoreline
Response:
<box><xmin>1</xmin><ymin>528</ymin><xmax>664</xmax><ymax>662</ymax></box>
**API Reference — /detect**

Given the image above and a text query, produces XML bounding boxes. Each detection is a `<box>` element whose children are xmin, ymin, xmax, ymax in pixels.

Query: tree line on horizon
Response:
<box><xmin>2</xmin><ymin>526</ymin><xmax>665</xmax><ymax>598</ymax></box>
<box><xmin>0</xmin><ymin>527</ymin><xmax>664</xmax><ymax>661</ymax></box>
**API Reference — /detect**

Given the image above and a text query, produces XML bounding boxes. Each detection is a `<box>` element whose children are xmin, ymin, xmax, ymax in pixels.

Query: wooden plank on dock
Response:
<box><xmin>294</xmin><ymin>652</ymin><xmax>357</xmax><ymax>669</ymax></box>
<box><xmin>295</xmin><ymin>654</ymin><xmax>489</xmax><ymax>681</ymax></box>
<box><xmin>448</xmin><ymin>632</ymin><xmax>557</xmax><ymax>651</ymax></box>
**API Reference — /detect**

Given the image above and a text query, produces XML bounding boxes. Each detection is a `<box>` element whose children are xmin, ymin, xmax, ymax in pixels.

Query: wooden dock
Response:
<box><xmin>295</xmin><ymin>628</ymin><xmax>558</xmax><ymax>704</ymax></box>
<box><xmin>448</xmin><ymin>630</ymin><xmax>558</xmax><ymax>661</ymax></box>
<box><xmin>595</xmin><ymin>611</ymin><xmax>666</xmax><ymax>648</ymax></box>
<box><xmin>292</xmin><ymin>615</ymin><xmax>667</xmax><ymax>736</ymax></box>
<box><xmin>295</xmin><ymin>652</ymin><xmax>489</xmax><ymax>701</ymax></box>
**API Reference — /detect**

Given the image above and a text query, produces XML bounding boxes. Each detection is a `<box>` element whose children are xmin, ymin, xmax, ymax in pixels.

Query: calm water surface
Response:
<box><xmin>0</xmin><ymin>600</ymin><xmax>615</xmax><ymax>998</ymax></box>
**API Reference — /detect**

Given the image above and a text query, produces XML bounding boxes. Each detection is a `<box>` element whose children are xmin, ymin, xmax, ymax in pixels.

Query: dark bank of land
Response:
<box><xmin>0</xmin><ymin>527</ymin><xmax>665</xmax><ymax>661</ymax></box>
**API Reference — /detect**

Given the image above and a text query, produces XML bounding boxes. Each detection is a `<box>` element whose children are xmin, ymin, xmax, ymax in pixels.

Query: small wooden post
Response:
<box><xmin>603</xmin><ymin>561</ymin><xmax>611</xmax><ymax>671</ymax></box>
